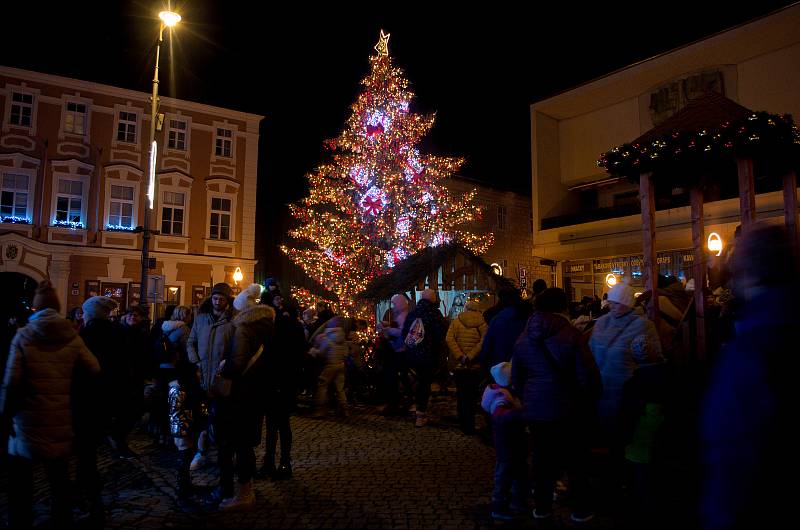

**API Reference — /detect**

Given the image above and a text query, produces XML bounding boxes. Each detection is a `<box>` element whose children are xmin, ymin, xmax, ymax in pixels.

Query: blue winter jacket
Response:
<box><xmin>477</xmin><ymin>306</ymin><xmax>530</xmax><ymax>369</ymax></box>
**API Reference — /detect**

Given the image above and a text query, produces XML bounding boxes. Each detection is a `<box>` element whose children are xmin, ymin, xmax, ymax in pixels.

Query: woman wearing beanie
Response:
<box><xmin>214</xmin><ymin>284</ymin><xmax>275</xmax><ymax>510</ymax></box>
<box><xmin>1</xmin><ymin>281</ymin><xmax>100</xmax><ymax>528</ymax></box>
<box><xmin>589</xmin><ymin>281</ymin><xmax>663</xmax><ymax>446</ymax></box>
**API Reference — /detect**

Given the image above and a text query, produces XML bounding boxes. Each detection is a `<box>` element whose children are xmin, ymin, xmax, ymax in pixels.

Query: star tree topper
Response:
<box><xmin>374</xmin><ymin>29</ymin><xmax>390</xmax><ymax>56</ymax></box>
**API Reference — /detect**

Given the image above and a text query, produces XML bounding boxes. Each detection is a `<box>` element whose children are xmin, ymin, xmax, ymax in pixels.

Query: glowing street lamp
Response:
<box><xmin>707</xmin><ymin>232</ymin><xmax>723</xmax><ymax>256</ymax></box>
<box><xmin>140</xmin><ymin>10</ymin><xmax>180</xmax><ymax>309</ymax></box>
<box><xmin>605</xmin><ymin>273</ymin><xmax>618</xmax><ymax>288</ymax></box>
<box><xmin>233</xmin><ymin>267</ymin><xmax>244</xmax><ymax>285</ymax></box>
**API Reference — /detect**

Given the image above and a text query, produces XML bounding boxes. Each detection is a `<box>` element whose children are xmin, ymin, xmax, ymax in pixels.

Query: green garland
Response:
<box><xmin>598</xmin><ymin>112</ymin><xmax>800</xmax><ymax>180</ymax></box>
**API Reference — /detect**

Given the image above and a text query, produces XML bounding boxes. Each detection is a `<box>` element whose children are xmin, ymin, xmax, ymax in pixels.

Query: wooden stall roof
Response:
<box><xmin>356</xmin><ymin>243</ymin><xmax>514</xmax><ymax>301</ymax></box>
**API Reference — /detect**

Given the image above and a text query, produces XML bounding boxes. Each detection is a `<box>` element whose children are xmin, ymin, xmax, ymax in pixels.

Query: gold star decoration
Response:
<box><xmin>374</xmin><ymin>29</ymin><xmax>390</xmax><ymax>56</ymax></box>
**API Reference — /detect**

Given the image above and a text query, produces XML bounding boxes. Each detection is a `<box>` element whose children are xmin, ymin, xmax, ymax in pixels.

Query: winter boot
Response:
<box><xmin>273</xmin><ymin>461</ymin><xmax>292</xmax><ymax>480</ymax></box>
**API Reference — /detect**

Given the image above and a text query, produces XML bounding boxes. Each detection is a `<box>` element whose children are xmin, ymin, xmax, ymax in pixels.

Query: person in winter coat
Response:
<box><xmin>310</xmin><ymin>316</ymin><xmax>351</xmax><ymax>418</ymax></box>
<box><xmin>187</xmin><ymin>283</ymin><xmax>236</xmax><ymax>393</ymax></box>
<box><xmin>378</xmin><ymin>293</ymin><xmax>414</xmax><ymax>416</ymax></box>
<box><xmin>512</xmin><ymin>288</ymin><xmax>602</xmax><ymax>523</ymax></box>
<box><xmin>1</xmin><ymin>282</ymin><xmax>100</xmax><ymax>528</ymax></box>
<box><xmin>186</xmin><ymin>283</ymin><xmax>235</xmax><ymax>472</ymax></box>
<box><xmin>446</xmin><ymin>300</ymin><xmax>488</xmax><ymax>433</ymax></box>
<box><xmin>257</xmin><ymin>298</ymin><xmax>305</xmax><ymax>480</ymax></box>
<box><xmin>76</xmin><ymin>295</ymin><xmax>119</xmax><ymax>523</ymax></box>
<box><xmin>214</xmin><ymin>284</ymin><xmax>275</xmax><ymax>510</ymax></box>
<box><xmin>483</xmin><ymin>286</ymin><xmax>521</xmax><ymax>325</ymax></box>
<box><xmin>152</xmin><ymin>306</ymin><xmax>193</xmax><ymax>446</ymax></box>
<box><xmin>481</xmin><ymin>361</ymin><xmax>527</xmax><ymax>521</ymax></box>
<box><xmin>401</xmin><ymin>289</ymin><xmax>447</xmax><ymax>427</ymax></box>
<box><xmin>168</xmin><ymin>361</ymin><xmax>207</xmax><ymax>509</ymax></box>
<box><xmin>700</xmin><ymin>223</ymin><xmax>796</xmax><ymax>530</ymax></box>
<box><xmin>477</xmin><ymin>298</ymin><xmax>533</xmax><ymax>371</ymax></box>
<box><xmin>589</xmin><ymin>281</ymin><xmax>663</xmax><ymax>446</ymax></box>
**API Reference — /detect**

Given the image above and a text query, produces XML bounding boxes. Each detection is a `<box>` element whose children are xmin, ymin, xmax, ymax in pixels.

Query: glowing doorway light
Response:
<box><xmin>707</xmin><ymin>232</ymin><xmax>723</xmax><ymax>256</ymax></box>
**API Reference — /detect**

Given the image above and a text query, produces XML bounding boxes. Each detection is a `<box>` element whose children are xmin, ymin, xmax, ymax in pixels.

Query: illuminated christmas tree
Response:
<box><xmin>281</xmin><ymin>30</ymin><xmax>492</xmax><ymax>316</ymax></box>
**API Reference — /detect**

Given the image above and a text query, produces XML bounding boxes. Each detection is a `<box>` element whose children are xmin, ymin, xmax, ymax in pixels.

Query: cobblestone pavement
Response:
<box><xmin>1</xmin><ymin>393</ymin><xmax>619</xmax><ymax>529</ymax></box>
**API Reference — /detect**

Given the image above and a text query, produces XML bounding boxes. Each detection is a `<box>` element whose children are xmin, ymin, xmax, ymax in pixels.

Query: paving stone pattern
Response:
<box><xmin>1</xmin><ymin>394</ymin><xmax>617</xmax><ymax>529</ymax></box>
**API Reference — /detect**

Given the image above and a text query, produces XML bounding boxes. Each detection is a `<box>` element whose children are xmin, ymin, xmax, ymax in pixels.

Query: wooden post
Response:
<box><xmin>784</xmin><ymin>170</ymin><xmax>799</xmax><ymax>252</ymax></box>
<box><xmin>639</xmin><ymin>172</ymin><xmax>659</xmax><ymax>326</ymax></box>
<box><xmin>690</xmin><ymin>185</ymin><xmax>706</xmax><ymax>361</ymax></box>
<box><xmin>736</xmin><ymin>157</ymin><xmax>756</xmax><ymax>232</ymax></box>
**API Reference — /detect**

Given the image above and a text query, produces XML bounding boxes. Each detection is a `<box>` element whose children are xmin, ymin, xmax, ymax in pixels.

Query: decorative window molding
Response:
<box><xmin>2</xmin><ymin>83</ymin><xmax>40</xmax><ymax>135</ymax></box>
<box><xmin>164</xmin><ymin>113</ymin><xmax>192</xmax><ymax>155</ymax></box>
<box><xmin>205</xmin><ymin>178</ymin><xmax>238</xmax><ymax>242</ymax></box>
<box><xmin>112</xmin><ymin>104</ymin><xmax>142</xmax><ymax>149</ymax></box>
<box><xmin>50</xmin><ymin>172</ymin><xmax>90</xmax><ymax>228</ymax></box>
<box><xmin>103</xmin><ymin>178</ymin><xmax>140</xmax><ymax>230</ymax></box>
<box><xmin>211</xmin><ymin>120</ymin><xmax>238</xmax><ymax>165</ymax></box>
<box><xmin>157</xmin><ymin>172</ymin><xmax>193</xmax><ymax>238</ymax></box>
<box><xmin>1</xmin><ymin>170</ymin><xmax>35</xmax><ymax>223</ymax></box>
<box><xmin>59</xmin><ymin>95</ymin><xmax>93</xmax><ymax>141</ymax></box>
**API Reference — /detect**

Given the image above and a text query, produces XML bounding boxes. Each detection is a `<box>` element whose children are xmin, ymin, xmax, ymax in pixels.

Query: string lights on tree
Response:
<box><xmin>281</xmin><ymin>30</ymin><xmax>492</xmax><ymax>317</ymax></box>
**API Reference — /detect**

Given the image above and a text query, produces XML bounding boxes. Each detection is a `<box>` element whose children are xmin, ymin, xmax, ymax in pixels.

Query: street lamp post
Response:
<box><xmin>140</xmin><ymin>10</ymin><xmax>180</xmax><ymax>312</ymax></box>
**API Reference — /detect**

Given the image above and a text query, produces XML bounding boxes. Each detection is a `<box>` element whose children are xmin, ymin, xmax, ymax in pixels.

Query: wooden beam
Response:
<box><xmin>736</xmin><ymin>157</ymin><xmax>756</xmax><ymax>232</ymax></box>
<box><xmin>690</xmin><ymin>185</ymin><xmax>706</xmax><ymax>361</ymax></box>
<box><xmin>639</xmin><ymin>172</ymin><xmax>659</xmax><ymax>326</ymax></box>
<box><xmin>784</xmin><ymin>170</ymin><xmax>799</xmax><ymax>253</ymax></box>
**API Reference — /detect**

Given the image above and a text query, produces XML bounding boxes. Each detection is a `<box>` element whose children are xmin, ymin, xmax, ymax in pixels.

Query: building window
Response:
<box><xmin>215</xmin><ymin>128</ymin><xmax>232</xmax><ymax>158</ymax></box>
<box><xmin>168</xmin><ymin>119</ymin><xmax>187</xmax><ymax>150</ymax></box>
<box><xmin>64</xmin><ymin>101</ymin><xmax>88</xmax><ymax>135</ymax></box>
<box><xmin>108</xmin><ymin>184</ymin><xmax>135</xmax><ymax>228</ymax></box>
<box><xmin>117</xmin><ymin>111</ymin><xmax>137</xmax><ymax>143</ymax></box>
<box><xmin>55</xmin><ymin>178</ymin><xmax>83</xmax><ymax>224</ymax></box>
<box><xmin>10</xmin><ymin>92</ymin><xmax>33</xmax><ymax>128</ymax></box>
<box><xmin>1</xmin><ymin>173</ymin><xmax>29</xmax><ymax>220</ymax></box>
<box><xmin>209</xmin><ymin>196</ymin><xmax>231</xmax><ymax>240</ymax></box>
<box><xmin>497</xmin><ymin>205</ymin><xmax>507</xmax><ymax>231</ymax></box>
<box><xmin>161</xmin><ymin>190</ymin><xmax>185</xmax><ymax>236</ymax></box>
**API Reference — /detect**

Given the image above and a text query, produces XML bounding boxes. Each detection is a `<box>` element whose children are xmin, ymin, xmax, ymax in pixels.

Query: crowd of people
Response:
<box><xmin>0</xmin><ymin>223</ymin><xmax>794</xmax><ymax>529</ymax></box>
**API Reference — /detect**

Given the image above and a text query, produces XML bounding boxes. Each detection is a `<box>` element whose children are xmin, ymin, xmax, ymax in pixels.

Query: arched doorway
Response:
<box><xmin>1</xmin><ymin>271</ymin><xmax>37</xmax><ymax>319</ymax></box>
<box><xmin>1</xmin><ymin>272</ymin><xmax>37</xmax><ymax>374</ymax></box>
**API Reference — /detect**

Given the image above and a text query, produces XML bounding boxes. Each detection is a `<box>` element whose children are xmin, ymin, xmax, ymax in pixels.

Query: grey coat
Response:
<box><xmin>187</xmin><ymin>301</ymin><xmax>235</xmax><ymax>392</ymax></box>
<box><xmin>0</xmin><ymin>309</ymin><xmax>100</xmax><ymax>459</ymax></box>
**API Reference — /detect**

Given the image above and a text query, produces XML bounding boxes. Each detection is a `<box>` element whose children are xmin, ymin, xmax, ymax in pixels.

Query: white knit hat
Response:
<box><xmin>233</xmin><ymin>283</ymin><xmax>263</xmax><ymax>311</ymax></box>
<box><xmin>490</xmin><ymin>361</ymin><xmax>512</xmax><ymax>388</ymax></box>
<box><xmin>607</xmin><ymin>282</ymin><xmax>635</xmax><ymax>307</ymax></box>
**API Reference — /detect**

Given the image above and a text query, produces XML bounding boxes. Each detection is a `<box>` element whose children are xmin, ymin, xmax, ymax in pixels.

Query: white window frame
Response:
<box><xmin>50</xmin><ymin>173</ymin><xmax>90</xmax><ymax>228</ymax></box>
<box><xmin>497</xmin><ymin>204</ymin><xmax>508</xmax><ymax>231</ymax></box>
<box><xmin>2</xmin><ymin>84</ymin><xmax>40</xmax><ymax>135</ymax></box>
<box><xmin>208</xmin><ymin>195</ymin><xmax>233</xmax><ymax>241</ymax></box>
<box><xmin>211</xmin><ymin>121</ymin><xmax>238</xmax><ymax>164</ymax></box>
<box><xmin>103</xmin><ymin>178</ymin><xmax>140</xmax><ymax>230</ymax></box>
<box><xmin>164</xmin><ymin>114</ymin><xmax>192</xmax><ymax>154</ymax></box>
<box><xmin>215</xmin><ymin>127</ymin><xmax>232</xmax><ymax>158</ymax></box>
<box><xmin>0</xmin><ymin>169</ymin><xmax>36</xmax><ymax>222</ymax></box>
<box><xmin>60</xmin><ymin>95</ymin><xmax>92</xmax><ymax>139</ymax></box>
<box><xmin>112</xmin><ymin>104</ymin><xmax>142</xmax><ymax>148</ymax></box>
<box><xmin>159</xmin><ymin>187</ymin><xmax>188</xmax><ymax>237</ymax></box>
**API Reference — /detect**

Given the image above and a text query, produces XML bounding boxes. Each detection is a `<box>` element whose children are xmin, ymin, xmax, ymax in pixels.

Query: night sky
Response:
<box><xmin>4</xmin><ymin>1</ymin><xmax>795</xmax><ymax>279</ymax></box>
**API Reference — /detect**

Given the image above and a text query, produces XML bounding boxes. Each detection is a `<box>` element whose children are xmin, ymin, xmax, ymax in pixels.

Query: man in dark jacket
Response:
<box><xmin>77</xmin><ymin>295</ymin><xmax>123</xmax><ymax>523</ymax></box>
<box><xmin>483</xmin><ymin>286</ymin><xmax>521</xmax><ymax>325</ymax></box>
<box><xmin>401</xmin><ymin>289</ymin><xmax>447</xmax><ymax>427</ymax></box>
<box><xmin>512</xmin><ymin>288</ymin><xmax>601</xmax><ymax>522</ymax></box>
<box><xmin>257</xmin><ymin>298</ymin><xmax>305</xmax><ymax>480</ymax></box>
